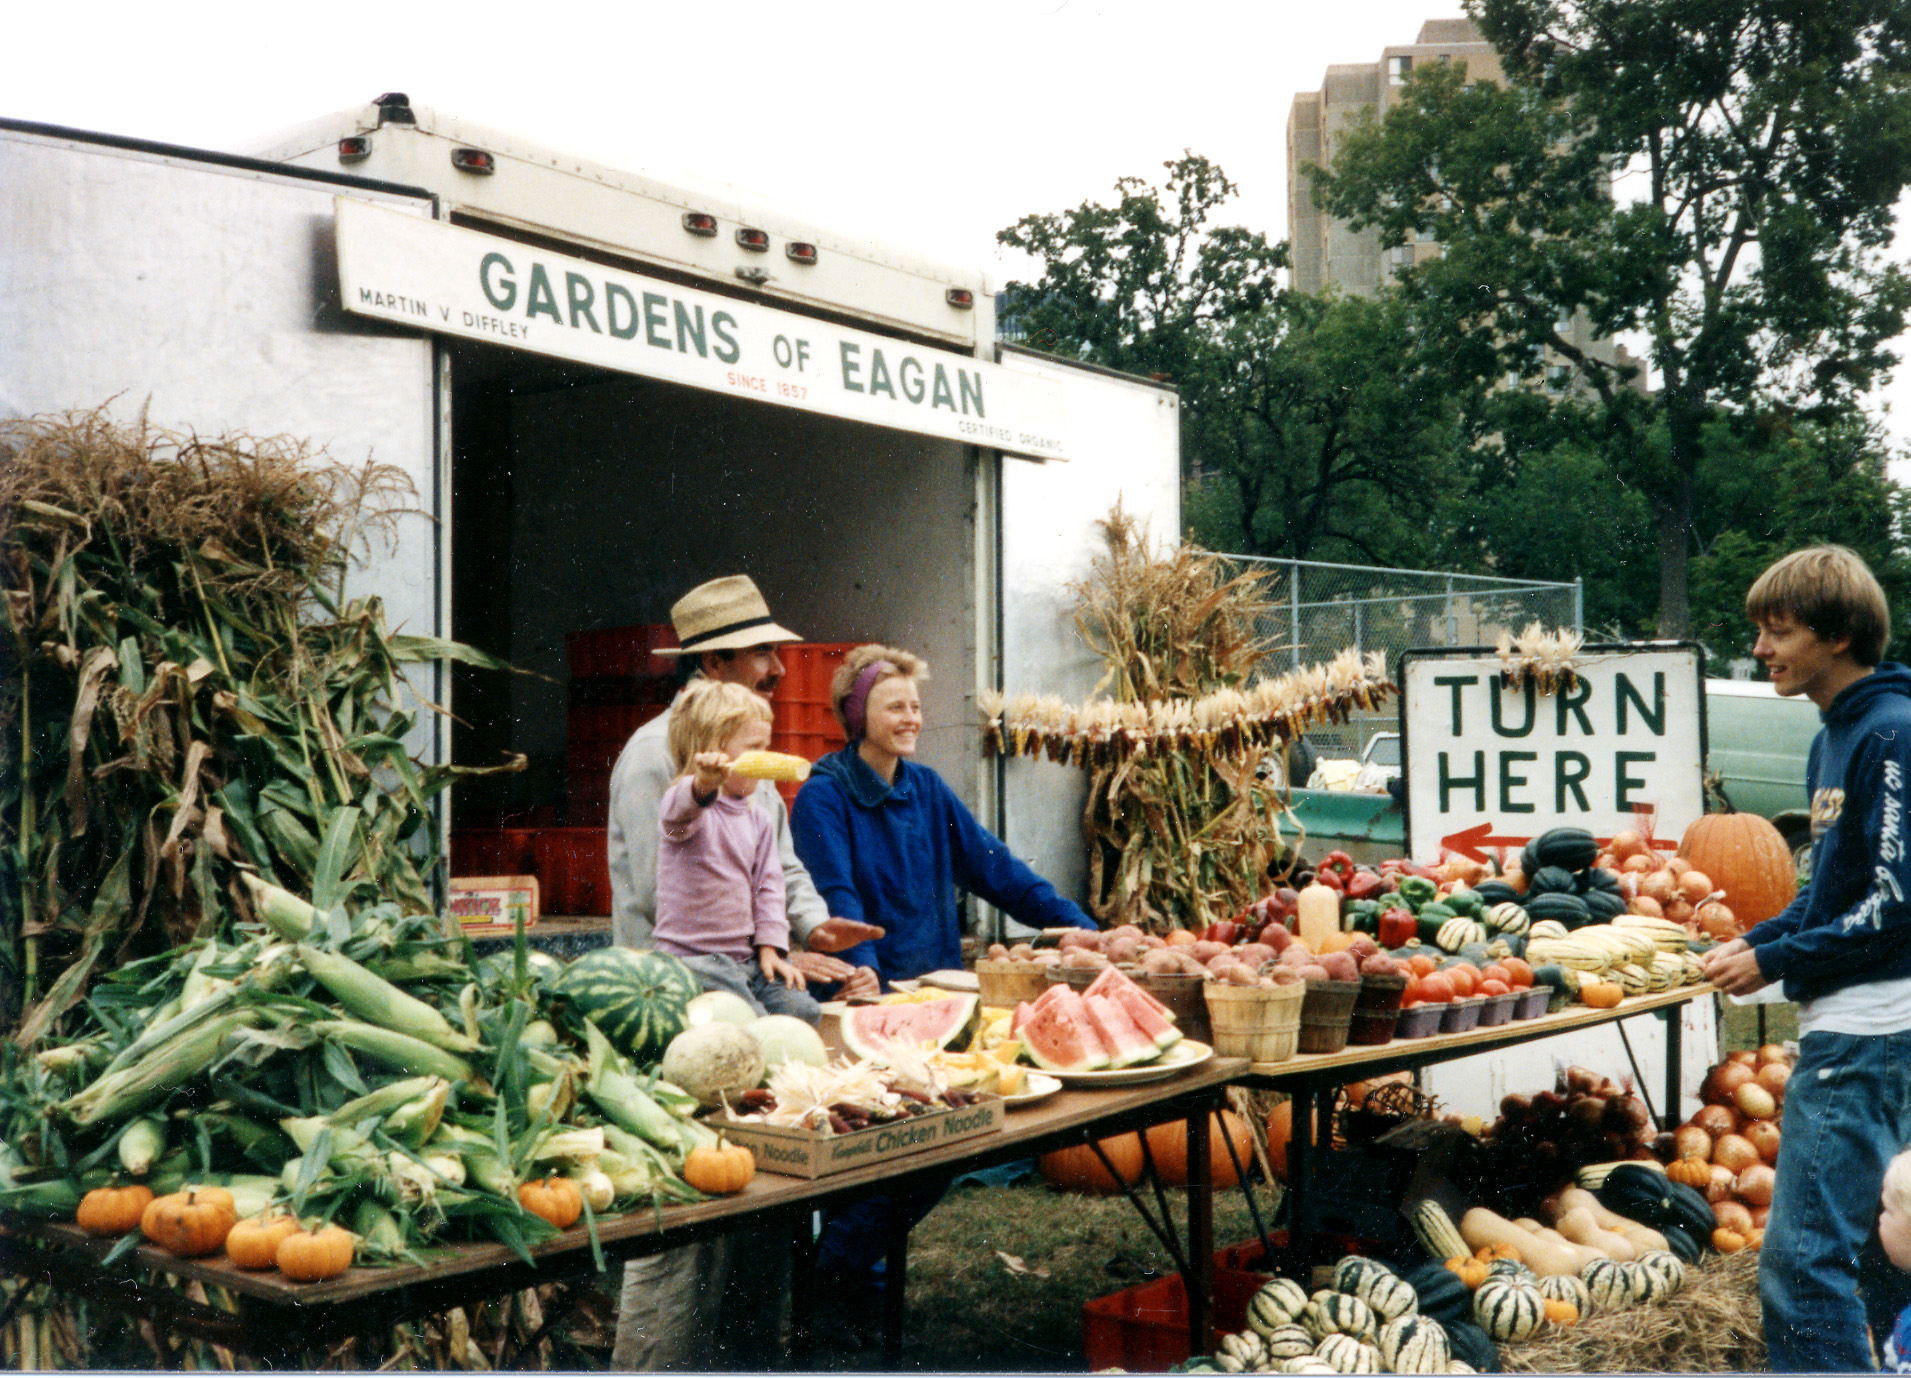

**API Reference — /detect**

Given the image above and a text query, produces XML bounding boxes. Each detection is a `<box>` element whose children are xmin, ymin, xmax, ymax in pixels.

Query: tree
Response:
<box><xmin>1187</xmin><ymin>290</ymin><xmax>1483</xmax><ymax>567</ymax></box>
<box><xmin>996</xmin><ymin>152</ymin><xmax>1286</xmax><ymax>479</ymax></box>
<box><xmin>1311</xmin><ymin>0</ymin><xmax>1911</xmax><ymax>636</ymax></box>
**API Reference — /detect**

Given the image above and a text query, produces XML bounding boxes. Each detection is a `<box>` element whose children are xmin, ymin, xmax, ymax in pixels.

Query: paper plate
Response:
<box><xmin>1048</xmin><ymin>1040</ymin><xmax>1214</xmax><ymax>1087</ymax></box>
<box><xmin>999</xmin><ymin>1072</ymin><xmax>1063</xmax><ymax>1108</ymax></box>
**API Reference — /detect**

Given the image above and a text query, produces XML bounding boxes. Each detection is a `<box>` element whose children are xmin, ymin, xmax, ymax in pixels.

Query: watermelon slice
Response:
<box><xmin>1107</xmin><ymin>981</ymin><xmax>1183</xmax><ymax>1053</ymax></box>
<box><xmin>839</xmin><ymin>993</ymin><xmax>979</xmax><ymax>1060</ymax></box>
<box><xmin>1081</xmin><ymin>993</ymin><xmax>1161</xmax><ymax>1069</ymax></box>
<box><xmin>1082</xmin><ymin>964</ymin><xmax>1175</xmax><ymax>1022</ymax></box>
<box><xmin>1018</xmin><ymin>989</ymin><xmax>1112</xmax><ymax>1072</ymax></box>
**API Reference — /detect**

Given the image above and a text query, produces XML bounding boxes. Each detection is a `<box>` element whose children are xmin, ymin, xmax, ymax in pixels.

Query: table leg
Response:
<box><xmin>1288</xmin><ymin>1080</ymin><xmax>1320</xmax><ymax>1272</ymax></box>
<box><xmin>1663</xmin><ymin>1003</ymin><xmax>1684</xmax><ymax>1130</ymax></box>
<box><xmin>1186</xmin><ymin>1107</ymin><xmax>1215</xmax><ymax>1356</ymax></box>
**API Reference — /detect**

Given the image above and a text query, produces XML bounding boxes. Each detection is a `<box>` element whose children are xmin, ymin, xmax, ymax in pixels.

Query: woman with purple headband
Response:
<box><xmin>790</xmin><ymin>643</ymin><xmax>1095</xmax><ymax>987</ymax></box>
<box><xmin>790</xmin><ymin>644</ymin><xmax>1095</xmax><ymax>1337</ymax></box>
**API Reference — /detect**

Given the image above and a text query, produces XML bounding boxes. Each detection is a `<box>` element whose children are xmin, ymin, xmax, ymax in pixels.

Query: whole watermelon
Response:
<box><xmin>552</xmin><ymin>948</ymin><xmax>700</xmax><ymax>1066</ymax></box>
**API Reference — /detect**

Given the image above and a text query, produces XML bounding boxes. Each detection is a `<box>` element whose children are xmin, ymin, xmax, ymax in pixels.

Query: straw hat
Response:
<box><xmin>656</xmin><ymin>575</ymin><xmax>801</xmax><ymax>656</ymax></box>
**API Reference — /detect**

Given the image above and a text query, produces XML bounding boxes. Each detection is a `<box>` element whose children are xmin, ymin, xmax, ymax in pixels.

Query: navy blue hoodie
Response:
<box><xmin>790</xmin><ymin>748</ymin><xmax>1094</xmax><ymax>984</ymax></box>
<box><xmin>1748</xmin><ymin>663</ymin><xmax>1911</xmax><ymax>1003</ymax></box>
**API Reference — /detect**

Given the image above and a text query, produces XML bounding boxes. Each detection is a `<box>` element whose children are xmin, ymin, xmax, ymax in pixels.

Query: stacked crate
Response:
<box><xmin>768</xmin><ymin>643</ymin><xmax>857</xmax><ymax>810</ymax></box>
<box><xmin>564</xmin><ymin>625</ymin><xmax>680</xmax><ymax>826</ymax></box>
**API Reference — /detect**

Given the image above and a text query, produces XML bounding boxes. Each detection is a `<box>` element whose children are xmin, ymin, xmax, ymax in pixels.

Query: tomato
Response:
<box><xmin>1418</xmin><ymin>971</ymin><xmax>1457</xmax><ymax>1004</ymax></box>
<box><xmin>1478</xmin><ymin>978</ymin><xmax>1511</xmax><ymax>997</ymax></box>
<box><xmin>1481</xmin><ymin>964</ymin><xmax>1512</xmax><ymax>987</ymax></box>
<box><xmin>1446</xmin><ymin>964</ymin><xmax>1479</xmax><ymax>998</ymax></box>
<box><xmin>1500</xmin><ymin>956</ymin><xmax>1534</xmax><ymax>988</ymax></box>
<box><xmin>1401</xmin><ymin>977</ymin><xmax>1423</xmax><ymax>1007</ymax></box>
<box><xmin>1407</xmin><ymin>952</ymin><xmax>1439</xmax><ymax>977</ymax></box>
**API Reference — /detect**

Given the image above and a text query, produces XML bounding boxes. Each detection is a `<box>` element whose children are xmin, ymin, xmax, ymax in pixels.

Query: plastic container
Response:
<box><xmin>1347</xmin><ymin>1007</ymin><xmax>1401</xmax><ymax>1046</ymax></box>
<box><xmin>1478</xmin><ymin>990</ymin><xmax>1521</xmax><ymax>1027</ymax></box>
<box><xmin>1513</xmin><ymin>986</ymin><xmax>1552</xmax><ymax>1021</ymax></box>
<box><xmin>1082</xmin><ymin>1268</ymin><xmax>1270</xmax><ymax>1372</ymax></box>
<box><xmin>977</xmin><ymin>959</ymin><xmax>1053</xmax><ymax>1008</ymax></box>
<box><xmin>1134</xmin><ymin>972</ymin><xmax>1212</xmax><ymax>1045</ymax></box>
<box><xmin>1204</xmin><ymin>980</ymin><xmax>1306</xmax><ymax>1064</ymax></box>
<box><xmin>531</xmin><ymin>827</ymin><xmax>610</xmax><ymax>916</ymax></box>
<box><xmin>1297</xmin><ymin>979</ymin><xmax>1362</xmax><ymax>1054</ymax></box>
<box><xmin>1393</xmin><ymin>1002</ymin><xmax>1447</xmax><ymax>1039</ymax></box>
<box><xmin>1439</xmin><ymin>995</ymin><xmax>1485</xmax><ymax>1034</ymax></box>
<box><xmin>767</xmin><ymin>642</ymin><xmax>859</xmax><ymax>807</ymax></box>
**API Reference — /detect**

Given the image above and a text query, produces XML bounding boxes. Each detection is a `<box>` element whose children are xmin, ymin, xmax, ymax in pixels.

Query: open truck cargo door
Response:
<box><xmin>0</xmin><ymin>120</ymin><xmax>447</xmax><ymax>764</ymax></box>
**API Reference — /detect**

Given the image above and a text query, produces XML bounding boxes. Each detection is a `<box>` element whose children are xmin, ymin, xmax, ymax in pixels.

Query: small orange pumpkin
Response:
<box><xmin>140</xmin><ymin>1187</ymin><xmax>237</xmax><ymax>1258</ymax></box>
<box><xmin>276</xmin><ymin>1222</ymin><xmax>355</xmax><ymax>1281</ymax></box>
<box><xmin>682</xmin><ymin>1138</ymin><xmax>757</xmax><ymax>1196</ymax></box>
<box><xmin>1712</xmin><ymin>1226</ymin><xmax>1747</xmax><ymax>1254</ymax></box>
<box><xmin>76</xmin><ymin>1183</ymin><xmax>154</xmax><ymax>1237</ymax></box>
<box><xmin>517</xmin><ymin>1174</ymin><xmax>584</xmax><ymax>1228</ymax></box>
<box><xmin>1445</xmin><ymin>1255</ymin><xmax>1490</xmax><ymax>1289</ymax></box>
<box><xmin>1580</xmin><ymin>980</ymin><xmax>1624</xmax><ymax>1010</ymax></box>
<box><xmin>225</xmin><ymin>1213</ymin><xmax>301</xmax><ymax>1270</ymax></box>
<box><xmin>1543</xmin><ymin>1297</ymin><xmax>1580</xmax><ymax>1326</ymax></box>
<box><xmin>1666</xmin><ymin>1154</ymin><xmax>1713</xmax><ymax>1188</ymax></box>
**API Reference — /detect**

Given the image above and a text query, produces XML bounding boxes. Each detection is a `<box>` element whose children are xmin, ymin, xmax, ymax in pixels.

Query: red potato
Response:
<box><xmin>1234</xmin><ymin>943</ymin><xmax>1277</xmax><ymax>969</ymax></box>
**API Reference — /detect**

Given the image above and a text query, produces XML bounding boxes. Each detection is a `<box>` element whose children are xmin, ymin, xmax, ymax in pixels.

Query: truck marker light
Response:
<box><xmin>735</xmin><ymin>228</ymin><xmax>771</xmax><ymax>252</ymax></box>
<box><xmin>337</xmin><ymin>136</ymin><xmax>372</xmax><ymax>164</ymax></box>
<box><xmin>785</xmin><ymin>242</ymin><xmax>819</xmax><ymax>265</ymax></box>
<box><xmin>946</xmin><ymin>288</ymin><xmax>975</xmax><ymax>310</ymax></box>
<box><xmin>451</xmin><ymin>148</ymin><xmax>496</xmax><ymax>175</ymax></box>
<box><xmin>682</xmin><ymin>212</ymin><xmax>719</xmax><ymax>238</ymax></box>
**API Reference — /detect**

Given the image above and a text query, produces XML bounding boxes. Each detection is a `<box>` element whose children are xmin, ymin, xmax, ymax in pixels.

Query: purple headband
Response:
<box><xmin>842</xmin><ymin>660</ymin><xmax>895</xmax><ymax>741</ymax></box>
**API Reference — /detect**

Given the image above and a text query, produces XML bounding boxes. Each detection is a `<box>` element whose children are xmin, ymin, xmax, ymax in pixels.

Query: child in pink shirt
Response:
<box><xmin>655</xmin><ymin>680</ymin><xmax>818</xmax><ymax>1023</ymax></box>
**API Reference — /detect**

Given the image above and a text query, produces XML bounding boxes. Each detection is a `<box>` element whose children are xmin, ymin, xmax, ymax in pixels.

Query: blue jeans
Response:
<box><xmin>1761</xmin><ymin>1029</ymin><xmax>1911</xmax><ymax>1372</ymax></box>
<box><xmin>678</xmin><ymin>952</ymin><xmax>822</xmax><ymax>1024</ymax></box>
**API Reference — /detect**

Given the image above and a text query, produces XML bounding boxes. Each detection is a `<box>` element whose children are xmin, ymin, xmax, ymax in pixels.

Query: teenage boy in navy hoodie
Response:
<box><xmin>1702</xmin><ymin>545</ymin><xmax>1911</xmax><ymax>1372</ymax></box>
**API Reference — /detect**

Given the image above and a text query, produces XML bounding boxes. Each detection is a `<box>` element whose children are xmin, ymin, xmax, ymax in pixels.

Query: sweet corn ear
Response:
<box><xmin>729</xmin><ymin>750</ymin><xmax>811</xmax><ymax>782</ymax></box>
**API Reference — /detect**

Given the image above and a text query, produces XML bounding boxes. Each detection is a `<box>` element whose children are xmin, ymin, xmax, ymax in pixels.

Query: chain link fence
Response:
<box><xmin>1214</xmin><ymin>554</ymin><xmax>1582</xmax><ymax>760</ymax></box>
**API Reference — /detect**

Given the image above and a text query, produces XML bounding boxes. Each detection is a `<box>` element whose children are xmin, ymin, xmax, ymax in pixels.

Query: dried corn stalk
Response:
<box><xmin>990</xmin><ymin>504</ymin><xmax>1395</xmax><ymax>934</ymax></box>
<box><xmin>0</xmin><ymin>408</ymin><xmax>521</xmax><ymax>1036</ymax></box>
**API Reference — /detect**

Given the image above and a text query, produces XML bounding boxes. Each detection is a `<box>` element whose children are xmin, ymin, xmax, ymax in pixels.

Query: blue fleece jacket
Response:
<box><xmin>789</xmin><ymin>748</ymin><xmax>1094</xmax><ymax>984</ymax></box>
<box><xmin>1747</xmin><ymin>663</ymin><xmax>1911</xmax><ymax>1002</ymax></box>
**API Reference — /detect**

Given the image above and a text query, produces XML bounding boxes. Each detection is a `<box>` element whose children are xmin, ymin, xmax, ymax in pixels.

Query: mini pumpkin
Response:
<box><xmin>518</xmin><ymin>1174</ymin><xmax>584</xmax><ymax>1228</ymax></box>
<box><xmin>1542</xmin><ymin>1297</ymin><xmax>1580</xmax><ymax>1326</ymax></box>
<box><xmin>76</xmin><ymin>1183</ymin><xmax>154</xmax><ymax>1238</ymax></box>
<box><xmin>683</xmin><ymin>1137</ymin><xmax>756</xmax><ymax>1196</ymax></box>
<box><xmin>1666</xmin><ymin>1155</ymin><xmax>1712</xmax><ymax>1188</ymax></box>
<box><xmin>1580</xmin><ymin>980</ymin><xmax>1624</xmax><ymax>1009</ymax></box>
<box><xmin>225</xmin><ymin>1213</ymin><xmax>301</xmax><ymax>1270</ymax></box>
<box><xmin>276</xmin><ymin>1222</ymin><xmax>355</xmax><ymax>1281</ymax></box>
<box><xmin>140</xmin><ymin>1187</ymin><xmax>237</xmax><ymax>1258</ymax></box>
<box><xmin>1445</xmin><ymin>1256</ymin><xmax>1490</xmax><ymax>1290</ymax></box>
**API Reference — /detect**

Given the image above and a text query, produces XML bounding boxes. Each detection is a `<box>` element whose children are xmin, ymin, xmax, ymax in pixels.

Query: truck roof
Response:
<box><xmin>244</xmin><ymin>96</ymin><xmax>988</xmax><ymax>346</ymax></box>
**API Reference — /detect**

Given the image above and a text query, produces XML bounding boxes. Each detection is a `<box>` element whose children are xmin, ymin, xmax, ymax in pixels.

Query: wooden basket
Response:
<box><xmin>977</xmin><ymin>959</ymin><xmax>1053</xmax><ymax>1008</ymax></box>
<box><xmin>1203</xmin><ymin>981</ymin><xmax>1306</xmax><ymax>1064</ymax></box>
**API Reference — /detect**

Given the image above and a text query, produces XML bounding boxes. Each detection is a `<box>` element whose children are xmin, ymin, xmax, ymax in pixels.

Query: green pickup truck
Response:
<box><xmin>1286</xmin><ymin>678</ymin><xmax>1818</xmax><ymax>864</ymax></box>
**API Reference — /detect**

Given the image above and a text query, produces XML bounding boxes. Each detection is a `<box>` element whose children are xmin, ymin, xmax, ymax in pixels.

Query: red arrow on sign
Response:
<box><xmin>1440</xmin><ymin>822</ymin><xmax>1680</xmax><ymax>864</ymax></box>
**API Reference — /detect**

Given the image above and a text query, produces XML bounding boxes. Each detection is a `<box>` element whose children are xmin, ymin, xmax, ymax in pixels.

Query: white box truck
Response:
<box><xmin>0</xmin><ymin>96</ymin><xmax>1181</xmax><ymax>916</ymax></box>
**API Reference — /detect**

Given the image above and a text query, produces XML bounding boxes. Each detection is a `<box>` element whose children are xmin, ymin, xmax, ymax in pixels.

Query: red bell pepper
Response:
<box><xmin>1344</xmin><ymin>869</ymin><xmax>1385</xmax><ymax>902</ymax></box>
<box><xmin>1317</xmin><ymin>850</ymin><xmax>1357</xmax><ymax>888</ymax></box>
<box><xmin>1377</xmin><ymin>906</ymin><xmax>1418</xmax><ymax>949</ymax></box>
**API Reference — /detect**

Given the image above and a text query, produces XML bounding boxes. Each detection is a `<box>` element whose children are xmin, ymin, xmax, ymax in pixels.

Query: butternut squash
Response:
<box><xmin>1461</xmin><ymin>1207</ymin><xmax>1581</xmax><ymax>1276</ymax></box>
<box><xmin>1553</xmin><ymin>1205</ymin><xmax>1638</xmax><ymax>1261</ymax></box>
<box><xmin>1554</xmin><ymin>1185</ymin><xmax>1668</xmax><ymax>1256</ymax></box>
<box><xmin>1512</xmin><ymin>1218</ymin><xmax>1607</xmax><ymax>1274</ymax></box>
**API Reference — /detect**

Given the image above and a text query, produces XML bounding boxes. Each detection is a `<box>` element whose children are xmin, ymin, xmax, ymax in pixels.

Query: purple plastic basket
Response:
<box><xmin>1440</xmin><ymin>996</ymin><xmax>1485</xmax><ymax>1034</ymax></box>
<box><xmin>1395</xmin><ymin>1003</ymin><xmax>1447</xmax><ymax>1038</ymax></box>
<box><xmin>1513</xmin><ymin>987</ymin><xmax>1551</xmax><ymax>1021</ymax></box>
<box><xmin>1477</xmin><ymin>991</ymin><xmax>1520</xmax><ymax>1027</ymax></box>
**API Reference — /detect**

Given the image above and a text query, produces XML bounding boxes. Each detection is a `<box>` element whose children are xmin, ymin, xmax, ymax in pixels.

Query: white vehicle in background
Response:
<box><xmin>1307</xmin><ymin>732</ymin><xmax>1400</xmax><ymax>793</ymax></box>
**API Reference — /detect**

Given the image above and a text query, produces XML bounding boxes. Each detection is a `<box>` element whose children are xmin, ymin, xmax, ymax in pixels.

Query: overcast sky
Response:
<box><xmin>12</xmin><ymin>0</ymin><xmax>1911</xmax><ymax>460</ymax></box>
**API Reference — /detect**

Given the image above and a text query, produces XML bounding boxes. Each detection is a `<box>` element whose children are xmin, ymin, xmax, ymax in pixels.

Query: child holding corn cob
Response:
<box><xmin>655</xmin><ymin>679</ymin><xmax>820</xmax><ymax>1022</ymax></box>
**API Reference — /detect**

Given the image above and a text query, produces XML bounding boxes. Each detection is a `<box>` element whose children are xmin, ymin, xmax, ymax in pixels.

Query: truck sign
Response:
<box><xmin>1401</xmin><ymin>645</ymin><xmax>1707</xmax><ymax>861</ymax></box>
<box><xmin>334</xmin><ymin>197</ymin><xmax>1070</xmax><ymax>461</ymax></box>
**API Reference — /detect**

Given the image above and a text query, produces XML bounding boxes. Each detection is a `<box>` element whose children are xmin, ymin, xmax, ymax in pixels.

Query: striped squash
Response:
<box><xmin>1332</xmin><ymin>1255</ymin><xmax>1394</xmax><ymax>1296</ymax></box>
<box><xmin>1358</xmin><ymin>1270</ymin><xmax>1419</xmax><ymax>1323</ymax></box>
<box><xmin>1484</xmin><ymin>901</ymin><xmax>1529</xmax><ymax>936</ymax></box>
<box><xmin>1535</xmin><ymin>1272</ymin><xmax>1591</xmax><ymax>1317</ymax></box>
<box><xmin>1484</xmin><ymin>1257</ymin><xmax>1537</xmax><ymax>1286</ymax></box>
<box><xmin>1622</xmin><ymin>1259</ymin><xmax>1671</xmax><ymax>1305</ymax></box>
<box><xmin>1314</xmin><ymin>1334</ymin><xmax>1381</xmax><ymax>1373</ymax></box>
<box><xmin>1580</xmin><ymin>1257</ymin><xmax>1634</xmax><ymax>1313</ymax></box>
<box><xmin>551</xmin><ymin>948</ymin><xmax>699</xmax><ymax>1065</ymax></box>
<box><xmin>1472</xmin><ymin>1279</ymin><xmax>1543</xmax><ymax>1342</ymax></box>
<box><xmin>1304</xmin><ymin>1290</ymin><xmax>1377</xmax><ymax>1342</ymax></box>
<box><xmin>1281</xmin><ymin>1360</ymin><xmax>1337</xmax><ymax>1375</ymax></box>
<box><xmin>1636</xmin><ymin>1249</ymin><xmax>1687</xmax><ymax>1297</ymax></box>
<box><xmin>1248</xmin><ymin>1277</ymin><xmax>1312</xmax><ymax>1336</ymax></box>
<box><xmin>1263</xmin><ymin>1323</ymin><xmax>1318</xmax><ymax>1360</ymax></box>
<box><xmin>1378</xmin><ymin>1314</ymin><xmax>1451</xmax><ymax>1374</ymax></box>
<box><xmin>1410</xmin><ymin>1200</ymin><xmax>1470</xmax><ymax>1265</ymax></box>
<box><xmin>1437</xmin><ymin>917</ymin><xmax>1489</xmax><ymax>953</ymax></box>
<box><xmin>1216</xmin><ymin>1329</ymin><xmax>1268</xmax><ymax>1371</ymax></box>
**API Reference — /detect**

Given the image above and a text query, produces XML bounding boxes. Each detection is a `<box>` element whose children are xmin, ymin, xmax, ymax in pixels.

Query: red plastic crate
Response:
<box><xmin>531</xmin><ymin>828</ymin><xmax>610</xmax><ymax>916</ymax></box>
<box><xmin>771</xmin><ymin>641</ymin><xmax>857</xmax><ymax>708</ymax></box>
<box><xmin>1082</xmin><ymin>1269</ymin><xmax>1269</xmax><ymax>1372</ymax></box>
<box><xmin>450</xmin><ymin>827</ymin><xmax>540</xmax><ymax>877</ymax></box>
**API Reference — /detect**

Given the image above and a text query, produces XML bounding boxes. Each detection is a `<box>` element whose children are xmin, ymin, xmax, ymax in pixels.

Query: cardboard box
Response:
<box><xmin>711</xmin><ymin>1096</ymin><xmax>1005</xmax><ymax>1179</ymax></box>
<box><xmin>449</xmin><ymin>876</ymin><xmax>540</xmax><ymax>933</ymax></box>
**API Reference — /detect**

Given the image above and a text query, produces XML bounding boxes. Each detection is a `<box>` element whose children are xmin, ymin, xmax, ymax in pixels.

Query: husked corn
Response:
<box><xmin>728</xmin><ymin>750</ymin><xmax>811</xmax><ymax>782</ymax></box>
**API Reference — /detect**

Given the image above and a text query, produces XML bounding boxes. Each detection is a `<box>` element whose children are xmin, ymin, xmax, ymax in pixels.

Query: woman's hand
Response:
<box><xmin>807</xmin><ymin>916</ymin><xmax>885</xmax><ymax>953</ymax></box>
<box><xmin>758</xmin><ymin>945</ymin><xmax>807</xmax><ymax>990</ymax></box>
<box><xmin>691</xmin><ymin>751</ymin><xmax>730</xmax><ymax>800</ymax></box>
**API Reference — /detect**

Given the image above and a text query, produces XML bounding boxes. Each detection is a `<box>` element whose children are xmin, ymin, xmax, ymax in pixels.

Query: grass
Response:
<box><xmin>1721</xmin><ymin>997</ymin><xmax>1798</xmax><ymax>1052</ymax></box>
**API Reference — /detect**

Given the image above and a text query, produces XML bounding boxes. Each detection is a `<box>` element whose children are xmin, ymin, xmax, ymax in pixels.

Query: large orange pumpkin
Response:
<box><xmin>1038</xmin><ymin>1132</ymin><xmax>1144</xmax><ymax>1194</ymax></box>
<box><xmin>1679</xmin><ymin>812</ymin><xmax>1797</xmax><ymax>929</ymax></box>
<box><xmin>1265</xmin><ymin>1098</ymin><xmax>1328</xmax><ymax>1184</ymax></box>
<box><xmin>1142</xmin><ymin>1111</ymin><xmax>1255</xmax><ymax>1188</ymax></box>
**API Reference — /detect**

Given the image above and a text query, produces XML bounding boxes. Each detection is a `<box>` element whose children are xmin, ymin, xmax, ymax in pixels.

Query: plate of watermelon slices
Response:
<box><xmin>1045</xmin><ymin>1039</ymin><xmax>1214</xmax><ymax>1086</ymax></box>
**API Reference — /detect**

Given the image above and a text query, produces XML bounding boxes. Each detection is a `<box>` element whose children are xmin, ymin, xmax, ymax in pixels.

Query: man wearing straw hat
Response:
<box><xmin>607</xmin><ymin>574</ymin><xmax>879</xmax><ymax>1371</ymax></box>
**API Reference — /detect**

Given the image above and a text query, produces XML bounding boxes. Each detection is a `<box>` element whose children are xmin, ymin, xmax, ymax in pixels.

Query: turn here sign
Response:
<box><xmin>1401</xmin><ymin>644</ymin><xmax>1707</xmax><ymax>861</ymax></box>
